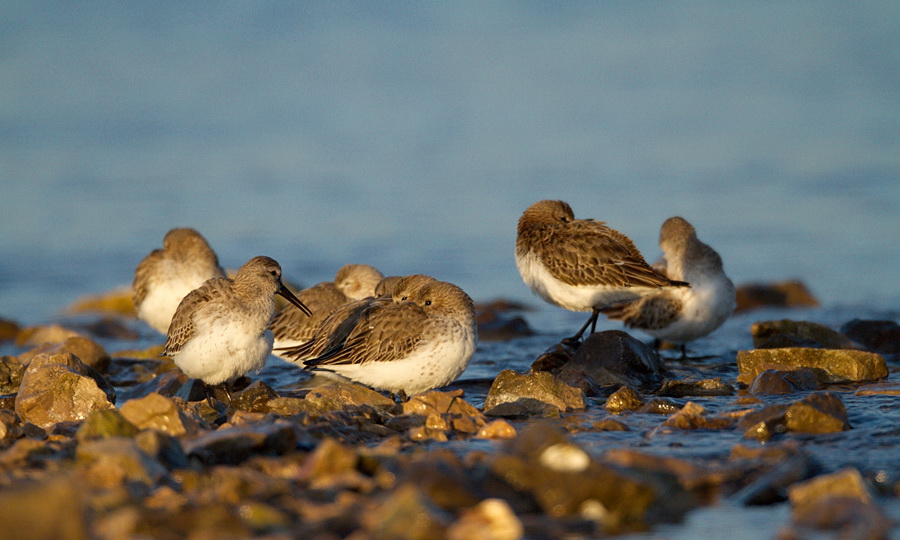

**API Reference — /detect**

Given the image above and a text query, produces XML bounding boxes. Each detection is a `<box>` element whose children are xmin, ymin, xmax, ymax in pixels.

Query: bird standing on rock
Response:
<box><xmin>162</xmin><ymin>256</ymin><xmax>311</xmax><ymax>402</ymax></box>
<box><xmin>515</xmin><ymin>200</ymin><xmax>689</xmax><ymax>342</ymax></box>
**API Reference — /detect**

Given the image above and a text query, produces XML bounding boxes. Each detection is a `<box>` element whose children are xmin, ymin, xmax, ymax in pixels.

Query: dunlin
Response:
<box><xmin>269</xmin><ymin>264</ymin><xmax>383</xmax><ymax>354</ymax></box>
<box><xmin>601</xmin><ymin>216</ymin><xmax>736</xmax><ymax>356</ymax></box>
<box><xmin>280</xmin><ymin>275</ymin><xmax>477</xmax><ymax>398</ymax></box>
<box><xmin>133</xmin><ymin>228</ymin><xmax>226</xmax><ymax>334</ymax></box>
<box><xmin>515</xmin><ymin>200</ymin><xmax>689</xmax><ymax>341</ymax></box>
<box><xmin>162</xmin><ymin>256</ymin><xmax>311</xmax><ymax>400</ymax></box>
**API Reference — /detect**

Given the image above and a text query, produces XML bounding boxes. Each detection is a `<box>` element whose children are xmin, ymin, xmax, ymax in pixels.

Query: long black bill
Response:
<box><xmin>278</xmin><ymin>283</ymin><xmax>312</xmax><ymax>317</ymax></box>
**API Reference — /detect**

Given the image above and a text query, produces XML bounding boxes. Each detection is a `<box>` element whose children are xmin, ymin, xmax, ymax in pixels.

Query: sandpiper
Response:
<box><xmin>515</xmin><ymin>200</ymin><xmax>689</xmax><ymax>341</ymax></box>
<box><xmin>601</xmin><ymin>216</ymin><xmax>736</xmax><ymax>356</ymax></box>
<box><xmin>162</xmin><ymin>256</ymin><xmax>311</xmax><ymax>401</ymax></box>
<box><xmin>280</xmin><ymin>275</ymin><xmax>477</xmax><ymax>397</ymax></box>
<box><xmin>269</xmin><ymin>264</ymin><xmax>383</xmax><ymax>354</ymax></box>
<box><xmin>133</xmin><ymin>228</ymin><xmax>226</xmax><ymax>334</ymax></box>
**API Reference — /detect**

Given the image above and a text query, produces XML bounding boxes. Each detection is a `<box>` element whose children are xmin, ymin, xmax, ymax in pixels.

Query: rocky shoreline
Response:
<box><xmin>0</xmin><ymin>283</ymin><xmax>897</xmax><ymax>539</ymax></box>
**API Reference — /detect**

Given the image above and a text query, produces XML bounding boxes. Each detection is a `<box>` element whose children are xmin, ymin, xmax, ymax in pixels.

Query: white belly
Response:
<box><xmin>174</xmin><ymin>320</ymin><xmax>274</xmax><ymax>385</ymax></box>
<box><xmin>642</xmin><ymin>276</ymin><xmax>735</xmax><ymax>343</ymax></box>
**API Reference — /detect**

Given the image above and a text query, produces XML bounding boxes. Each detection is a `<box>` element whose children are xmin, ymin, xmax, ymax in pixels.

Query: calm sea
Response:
<box><xmin>2</xmin><ymin>2</ymin><xmax>898</xmax><ymax>325</ymax></box>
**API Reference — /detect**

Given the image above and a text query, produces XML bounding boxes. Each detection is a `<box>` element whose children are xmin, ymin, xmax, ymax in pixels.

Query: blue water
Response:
<box><xmin>1</xmin><ymin>3</ymin><xmax>899</xmax><ymax>325</ymax></box>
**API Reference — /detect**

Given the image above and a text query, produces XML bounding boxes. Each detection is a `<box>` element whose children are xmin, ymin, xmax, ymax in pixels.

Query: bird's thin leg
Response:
<box><xmin>202</xmin><ymin>383</ymin><xmax>216</xmax><ymax>408</ymax></box>
<box><xmin>569</xmin><ymin>309</ymin><xmax>600</xmax><ymax>342</ymax></box>
<box><xmin>680</xmin><ymin>344</ymin><xmax>688</xmax><ymax>360</ymax></box>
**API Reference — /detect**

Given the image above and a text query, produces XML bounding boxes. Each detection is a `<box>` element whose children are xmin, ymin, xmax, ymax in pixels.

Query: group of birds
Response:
<box><xmin>133</xmin><ymin>199</ymin><xmax>735</xmax><ymax>401</ymax></box>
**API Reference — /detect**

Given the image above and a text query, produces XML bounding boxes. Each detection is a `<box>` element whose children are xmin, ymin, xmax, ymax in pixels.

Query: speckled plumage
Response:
<box><xmin>515</xmin><ymin>200</ymin><xmax>689</xmax><ymax>339</ymax></box>
<box><xmin>133</xmin><ymin>228</ymin><xmax>226</xmax><ymax>334</ymax></box>
<box><xmin>280</xmin><ymin>275</ymin><xmax>477</xmax><ymax>396</ymax></box>
<box><xmin>269</xmin><ymin>264</ymin><xmax>383</xmax><ymax>354</ymax></box>
<box><xmin>162</xmin><ymin>256</ymin><xmax>310</xmax><ymax>386</ymax></box>
<box><xmin>601</xmin><ymin>216</ymin><xmax>736</xmax><ymax>348</ymax></box>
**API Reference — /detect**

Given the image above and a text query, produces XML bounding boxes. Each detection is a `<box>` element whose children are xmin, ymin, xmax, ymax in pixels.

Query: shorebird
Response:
<box><xmin>279</xmin><ymin>274</ymin><xmax>477</xmax><ymax>398</ymax></box>
<box><xmin>162</xmin><ymin>256</ymin><xmax>310</xmax><ymax>402</ymax></box>
<box><xmin>601</xmin><ymin>216</ymin><xmax>736</xmax><ymax>356</ymax></box>
<box><xmin>133</xmin><ymin>228</ymin><xmax>226</xmax><ymax>334</ymax></box>
<box><xmin>515</xmin><ymin>200</ymin><xmax>689</xmax><ymax>342</ymax></box>
<box><xmin>269</xmin><ymin>264</ymin><xmax>383</xmax><ymax>355</ymax></box>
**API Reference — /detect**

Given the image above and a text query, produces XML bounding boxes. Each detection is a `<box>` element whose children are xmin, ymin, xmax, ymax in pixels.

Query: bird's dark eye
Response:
<box><xmin>424</xmin><ymin>300</ymin><xmax>432</xmax><ymax>306</ymax></box>
<box><xmin>270</xmin><ymin>270</ymin><xmax>278</xmax><ymax>277</ymax></box>
<box><xmin>401</xmin><ymin>296</ymin><xmax>408</xmax><ymax>301</ymax></box>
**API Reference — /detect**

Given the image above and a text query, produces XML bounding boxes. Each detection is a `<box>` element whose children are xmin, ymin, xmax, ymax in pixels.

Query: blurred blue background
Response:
<box><xmin>2</xmin><ymin>2</ymin><xmax>898</xmax><ymax>324</ymax></box>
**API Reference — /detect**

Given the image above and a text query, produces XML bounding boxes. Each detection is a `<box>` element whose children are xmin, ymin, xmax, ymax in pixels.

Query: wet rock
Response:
<box><xmin>740</xmin><ymin>392</ymin><xmax>849</xmax><ymax>440</ymax></box>
<box><xmin>402</xmin><ymin>389</ymin><xmax>487</xmax><ymax>436</ymax></box>
<box><xmin>484</xmin><ymin>370</ymin><xmax>584</xmax><ymax>416</ymax></box>
<box><xmin>476</xmin><ymin>419</ymin><xmax>517</xmax><ymax>439</ymax></box>
<box><xmin>748</xmin><ymin>369</ymin><xmax>826</xmax><ymax>394</ymax></box>
<box><xmin>399</xmin><ymin>451</ymin><xmax>485</xmax><ymax>510</ymax></box>
<box><xmin>75</xmin><ymin>409</ymin><xmax>139</xmax><ymax>441</ymax></box>
<box><xmin>19</xmin><ymin>336</ymin><xmax>111</xmax><ymax>374</ymax></box>
<box><xmin>76</xmin><ymin>317</ymin><xmax>140</xmax><ymax>340</ymax></box>
<box><xmin>604</xmin><ymin>386</ymin><xmax>644</xmax><ymax>413</ymax></box>
<box><xmin>785</xmin><ymin>468</ymin><xmax>891</xmax><ymax>538</ymax></box>
<box><xmin>728</xmin><ymin>443</ymin><xmax>822</xmax><ymax>505</ymax></box>
<box><xmin>184</xmin><ymin>420</ymin><xmax>297</xmax><ymax>465</ymax></box>
<box><xmin>0</xmin><ymin>317</ymin><xmax>20</xmax><ymax>341</ymax></box>
<box><xmin>637</xmin><ymin>398</ymin><xmax>683</xmax><ymax>415</ymax></box>
<box><xmin>657</xmin><ymin>378</ymin><xmax>735</xmax><ymax>397</ymax></box>
<box><xmin>364</xmin><ymin>483</ymin><xmax>451</xmax><ymax>540</ymax></box>
<box><xmin>530</xmin><ymin>341</ymin><xmax>577</xmax><ymax>372</ymax></box>
<box><xmin>734</xmin><ymin>280</ymin><xmax>819</xmax><ymax>312</ymax></box>
<box><xmin>304</xmin><ymin>382</ymin><xmax>397</xmax><ymax>413</ymax></box>
<box><xmin>15</xmin><ymin>352</ymin><xmax>116</xmax><ymax>429</ymax></box>
<box><xmin>0</xmin><ymin>476</ymin><xmax>90</xmax><ymax>540</ymax></box>
<box><xmin>0</xmin><ymin>356</ymin><xmax>25</xmax><ymax>394</ymax></box>
<box><xmin>739</xmin><ymin>403</ymin><xmax>790</xmax><ymax>441</ymax></box>
<box><xmin>114</xmin><ymin>369</ymin><xmax>188</xmax><ymax>402</ymax></box>
<box><xmin>447</xmin><ymin>498</ymin><xmax>524</xmax><ymax>540</ymax></box>
<box><xmin>232</xmin><ymin>380</ymin><xmax>279</xmax><ymax>412</ymax></box>
<box><xmin>558</xmin><ymin>331</ymin><xmax>665</xmax><ymax>392</ymax></box>
<box><xmin>14</xmin><ymin>324</ymin><xmax>84</xmax><ymax>347</ymax></box>
<box><xmin>736</xmin><ymin>347</ymin><xmax>887</xmax><ymax>385</ymax></box>
<box><xmin>76</xmin><ymin>437</ymin><xmax>170</xmax><ymax>489</ymax></box>
<box><xmin>65</xmin><ymin>286</ymin><xmax>135</xmax><ymax>316</ymax></box>
<box><xmin>266</xmin><ymin>396</ymin><xmax>309</xmax><ymax>416</ymax></box>
<box><xmin>854</xmin><ymin>381</ymin><xmax>900</xmax><ymax>396</ymax></box>
<box><xmin>483</xmin><ymin>399</ymin><xmax>561</xmax><ymax>418</ymax></box>
<box><xmin>135</xmin><ymin>429</ymin><xmax>189</xmax><ymax>470</ymax></box>
<box><xmin>299</xmin><ymin>437</ymin><xmax>361</xmax><ymax>487</ymax></box>
<box><xmin>119</xmin><ymin>392</ymin><xmax>202</xmax><ymax>437</ymax></box>
<box><xmin>751</xmin><ymin>319</ymin><xmax>856</xmax><ymax>350</ymax></box>
<box><xmin>840</xmin><ymin>319</ymin><xmax>900</xmax><ymax>355</ymax></box>
<box><xmin>490</xmin><ymin>424</ymin><xmax>695</xmax><ymax>533</ymax></box>
<box><xmin>662</xmin><ymin>401</ymin><xmax>735</xmax><ymax>430</ymax></box>
<box><xmin>0</xmin><ymin>409</ymin><xmax>22</xmax><ymax>445</ymax></box>
<box><xmin>476</xmin><ymin>302</ymin><xmax>534</xmax><ymax>341</ymax></box>
<box><xmin>0</xmin><ymin>438</ymin><xmax>55</xmax><ymax>469</ymax></box>
<box><xmin>592</xmin><ymin>418</ymin><xmax>630</xmax><ymax>431</ymax></box>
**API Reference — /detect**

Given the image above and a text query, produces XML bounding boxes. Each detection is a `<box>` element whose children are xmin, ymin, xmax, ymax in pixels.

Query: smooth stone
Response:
<box><xmin>854</xmin><ymin>381</ymin><xmax>900</xmax><ymax>396</ymax></box>
<box><xmin>604</xmin><ymin>386</ymin><xmax>643</xmax><ymax>413</ymax></box>
<box><xmin>840</xmin><ymin>319</ymin><xmax>900</xmax><ymax>355</ymax></box>
<box><xmin>64</xmin><ymin>286</ymin><xmax>135</xmax><ymax>316</ymax></box>
<box><xmin>447</xmin><ymin>498</ymin><xmax>524</xmax><ymax>540</ymax></box>
<box><xmin>484</xmin><ymin>370</ymin><xmax>585</xmax><ymax>415</ymax></box>
<box><xmin>751</xmin><ymin>319</ymin><xmax>856</xmax><ymax>350</ymax></box>
<box><xmin>14</xmin><ymin>352</ymin><xmax>116</xmax><ymax>429</ymax></box>
<box><xmin>657</xmin><ymin>378</ymin><xmax>735</xmax><ymax>397</ymax></box>
<box><xmin>785</xmin><ymin>467</ymin><xmax>891</xmax><ymax>537</ymax></box>
<box><xmin>19</xmin><ymin>336</ymin><xmax>110</xmax><ymax>373</ymax></box>
<box><xmin>231</xmin><ymin>380</ymin><xmax>279</xmax><ymax>413</ymax></box>
<box><xmin>784</xmin><ymin>391</ymin><xmax>850</xmax><ymax>433</ymax></box>
<box><xmin>558</xmin><ymin>330</ymin><xmax>666</xmax><ymax>392</ymax></box>
<box><xmin>304</xmin><ymin>383</ymin><xmax>397</xmax><ymax>413</ymax></box>
<box><xmin>476</xmin><ymin>301</ymin><xmax>535</xmax><ymax>341</ymax></box>
<box><xmin>183</xmin><ymin>421</ymin><xmax>297</xmax><ymax>465</ymax></box>
<box><xmin>736</xmin><ymin>347</ymin><xmax>887</xmax><ymax>385</ymax></box>
<box><xmin>14</xmin><ymin>324</ymin><xmax>83</xmax><ymax>347</ymax></box>
<box><xmin>76</xmin><ymin>437</ymin><xmax>169</xmax><ymax>488</ymax></box>
<box><xmin>119</xmin><ymin>392</ymin><xmax>201</xmax><ymax>437</ymax></box>
<box><xmin>734</xmin><ymin>280</ymin><xmax>819</xmax><ymax>312</ymax></box>
<box><xmin>475</xmin><ymin>419</ymin><xmax>517</xmax><ymax>439</ymax></box>
<box><xmin>748</xmin><ymin>369</ymin><xmax>826</xmax><ymax>394</ymax></box>
<box><xmin>592</xmin><ymin>418</ymin><xmax>630</xmax><ymax>431</ymax></box>
<box><xmin>76</xmin><ymin>409</ymin><xmax>139</xmax><ymax>441</ymax></box>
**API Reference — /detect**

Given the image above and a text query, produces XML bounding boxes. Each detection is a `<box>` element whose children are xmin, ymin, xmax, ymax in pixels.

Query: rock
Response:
<box><xmin>76</xmin><ymin>409</ymin><xmax>139</xmax><ymax>441</ymax></box>
<box><xmin>751</xmin><ymin>319</ymin><xmax>856</xmax><ymax>349</ymax></box>
<box><xmin>592</xmin><ymin>418</ymin><xmax>630</xmax><ymax>431</ymax></box>
<box><xmin>119</xmin><ymin>392</ymin><xmax>201</xmax><ymax>437</ymax></box>
<box><xmin>785</xmin><ymin>468</ymin><xmax>891</xmax><ymax>538</ymax></box>
<box><xmin>476</xmin><ymin>303</ymin><xmax>534</xmax><ymax>341</ymax></box>
<box><xmin>135</xmin><ymin>429</ymin><xmax>189</xmax><ymax>470</ymax></box>
<box><xmin>784</xmin><ymin>392</ymin><xmax>850</xmax><ymax>433</ymax></box>
<box><xmin>739</xmin><ymin>403</ymin><xmax>790</xmax><ymax>441</ymax></box>
<box><xmin>14</xmin><ymin>352</ymin><xmax>116</xmax><ymax>429</ymax></box>
<box><xmin>734</xmin><ymin>280</ymin><xmax>819</xmax><ymax>312</ymax></box>
<box><xmin>364</xmin><ymin>483</ymin><xmax>451</xmax><ymax>540</ymax></box>
<box><xmin>490</xmin><ymin>424</ymin><xmax>695</xmax><ymax>533</ymax></box>
<box><xmin>558</xmin><ymin>331</ymin><xmax>665</xmax><ymax>392</ymax></box>
<box><xmin>484</xmin><ymin>370</ymin><xmax>584</xmax><ymax>416</ymax></box>
<box><xmin>840</xmin><ymin>319</ymin><xmax>900</xmax><ymax>355</ymax></box>
<box><xmin>855</xmin><ymin>381</ymin><xmax>900</xmax><ymax>396</ymax></box>
<box><xmin>736</xmin><ymin>347</ymin><xmax>887</xmax><ymax>385</ymax></box>
<box><xmin>402</xmin><ymin>389</ymin><xmax>487</xmax><ymax>436</ymax></box>
<box><xmin>728</xmin><ymin>443</ymin><xmax>822</xmax><ymax>505</ymax></box>
<box><xmin>0</xmin><ymin>318</ymin><xmax>20</xmax><ymax>341</ymax></box>
<box><xmin>604</xmin><ymin>386</ymin><xmax>643</xmax><ymax>413</ymax></box>
<box><xmin>637</xmin><ymin>398</ymin><xmax>683</xmax><ymax>415</ymax></box>
<box><xmin>657</xmin><ymin>378</ymin><xmax>735</xmax><ymax>397</ymax></box>
<box><xmin>183</xmin><ymin>420</ymin><xmax>297</xmax><ymax>465</ymax></box>
<box><xmin>304</xmin><ymin>383</ymin><xmax>397</xmax><ymax>413</ymax></box>
<box><xmin>0</xmin><ymin>356</ymin><xmax>25</xmax><ymax>394</ymax></box>
<box><xmin>299</xmin><ymin>437</ymin><xmax>361</xmax><ymax>484</ymax></box>
<box><xmin>14</xmin><ymin>324</ymin><xmax>84</xmax><ymax>347</ymax></box>
<box><xmin>65</xmin><ymin>286</ymin><xmax>135</xmax><ymax>316</ymax></box>
<box><xmin>447</xmin><ymin>498</ymin><xmax>524</xmax><ymax>540</ymax></box>
<box><xmin>0</xmin><ymin>409</ymin><xmax>22</xmax><ymax>445</ymax></box>
<box><xmin>76</xmin><ymin>437</ymin><xmax>170</xmax><ymax>489</ymax></box>
<box><xmin>398</xmin><ymin>452</ymin><xmax>485</xmax><ymax>510</ymax></box>
<box><xmin>484</xmin><ymin>399</ymin><xmax>561</xmax><ymax>418</ymax></box>
<box><xmin>748</xmin><ymin>369</ymin><xmax>826</xmax><ymax>394</ymax></box>
<box><xmin>0</xmin><ymin>476</ymin><xmax>90</xmax><ymax>540</ymax></box>
<box><xmin>76</xmin><ymin>317</ymin><xmax>140</xmax><ymax>340</ymax></box>
<box><xmin>19</xmin><ymin>336</ymin><xmax>111</xmax><ymax>373</ymax></box>
<box><xmin>476</xmin><ymin>419</ymin><xmax>517</xmax><ymax>439</ymax></box>
<box><xmin>530</xmin><ymin>341</ymin><xmax>577</xmax><ymax>372</ymax></box>
<box><xmin>662</xmin><ymin>401</ymin><xmax>735</xmax><ymax>430</ymax></box>
<box><xmin>114</xmin><ymin>370</ymin><xmax>188</xmax><ymax>403</ymax></box>
<box><xmin>266</xmin><ymin>396</ymin><xmax>310</xmax><ymax>416</ymax></box>
<box><xmin>232</xmin><ymin>380</ymin><xmax>279</xmax><ymax>412</ymax></box>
